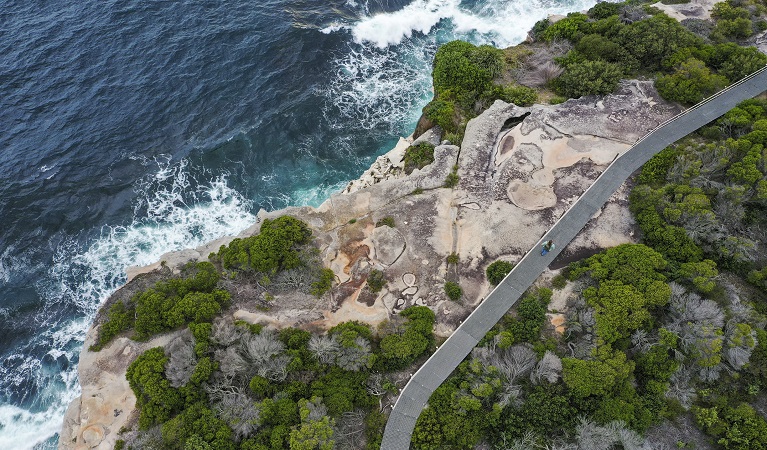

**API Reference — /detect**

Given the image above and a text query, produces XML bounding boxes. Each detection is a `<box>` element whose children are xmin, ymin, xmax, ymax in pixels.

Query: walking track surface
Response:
<box><xmin>381</xmin><ymin>66</ymin><xmax>767</xmax><ymax>450</ymax></box>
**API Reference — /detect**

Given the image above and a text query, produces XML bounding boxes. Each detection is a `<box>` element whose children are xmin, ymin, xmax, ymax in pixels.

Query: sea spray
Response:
<box><xmin>0</xmin><ymin>159</ymin><xmax>255</xmax><ymax>449</ymax></box>
<box><xmin>323</xmin><ymin>0</ymin><xmax>613</xmax><ymax>138</ymax></box>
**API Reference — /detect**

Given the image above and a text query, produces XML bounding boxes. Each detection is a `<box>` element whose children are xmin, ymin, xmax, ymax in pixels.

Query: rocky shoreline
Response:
<box><xmin>58</xmin><ymin>78</ymin><xmax>682</xmax><ymax>449</ymax></box>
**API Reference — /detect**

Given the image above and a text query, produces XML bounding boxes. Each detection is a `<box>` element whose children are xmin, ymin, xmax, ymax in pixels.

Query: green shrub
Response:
<box><xmin>160</xmin><ymin>402</ymin><xmax>235</xmax><ymax>450</ymax></box>
<box><xmin>444</xmin><ymin>282</ymin><xmax>463</xmax><ymax>301</ymax></box>
<box><xmin>432</xmin><ymin>41</ymin><xmax>503</xmax><ymax>106</ymax></box>
<box><xmin>91</xmin><ymin>301</ymin><xmax>135</xmax><ymax>351</ymax></box>
<box><xmin>712</xmin><ymin>18</ymin><xmax>754</xmax><ymax>41</ymax></box>
<box><xmin>575</xmin><ymin>34</ymin><xmax>636</xmax><ymax>72</ymax></box>
<box><xmin>214</xmin><ymin>216</ymin><xmax>312</xmax><ymax>273</ymax></box>
<box><xmin>446</xmin><ymin>253</ymin><xmax>459</xmax><ymax>265</ymax></box>
<box><xmin>530</xmin><ymin>18</ymin><xmax>551</xmax><ymax>41</ymax></box>
<box><xmin>375</xmin><ymin>216</ymin><xmax>395</xmax><ymax>228</ymax></box>
<box><xmin>555</xmin><ymin>60</ymin><xmax>624</xmax><ymax>98</ymax></box>
<box><xmin>656</xmin><ymin>57</ymin><xmax>728</xmax><ymax>104</ymax></box>
<box><xmin>617</xmin><ymin>14</ymin><xmax>702</xmax><ymax>71</ymax></box>
<box><xmin>588</xmin><ymin>1</ymin><xmax>621</xmax><ymax>19</ymax></box>
<box><xmin>310</xmin><ymin>268</ymin><xmax>335</xmax><ymax>297</ymax></box>
<box><xmin>443</xmin><ymin>132</ymin><xmax>462</xmax><ymax>146</ymax></box>
<box><xmin>693</xmin><ymin>403</ymin><xmax>767</xmax><ymax>449</ymax></box>
<box><xmin>714</xmin><ymin>44</ymin><xmax>767</xmax><ymax>81</ymax></box>
<box><xmin>497</xmin><ymin>85</ymin><xmax>538</xmax><ymax>106</ymax></box>
<box><xmin>711</xmin><ymin>2</ymin><xmax>750</xmax><ymax>21</ymax></box>
<box><xmin>126</xmin><ymin>347</ymin><xmax>183</xmax><ymax>429</ymax></box>
<box><xmin>542</xmin><ymin>13</ymin><xmax>589</xmax><ymax>42</ymax></box>
<box><xmin>131</xmin><ymin>263</ymin><xmax>230</xmax><ymax>341</ymax></box>
<box><xmin>551</xmin><ymin>274</ymin><xmax>567</xmax><ymax>290</ymax></box>
<box><xmin>378</xmin><ymin>306</ymin><xmax>435</xmax><ymax>370</ymax></box>
<box><xmin>444</xmin><ymin>165</ymin><xmax>460</xmax><ymax>188</ymax></box>
<box><xmin>423</xmin><ymin>98</ymin><xmax>458</xmax><ymax>132</ymax></box>
<box><xmin>486</xmin><ymin>260</ymin><xmax>514</xmax><ymax>285</ymax></box>
<box><xmin>637</xmin><ymin>146</ymin><xmax>677</xmax><ymax>185</ymax></box>
<box><xmin>403</xmin><ymin>143</ymin><xmax>436</xmax><ymax>174</ymax></box>
<box><xmin>367</xmin><ymin>269</ymin><xmax>386</xmax><ymax>293</ymax></box>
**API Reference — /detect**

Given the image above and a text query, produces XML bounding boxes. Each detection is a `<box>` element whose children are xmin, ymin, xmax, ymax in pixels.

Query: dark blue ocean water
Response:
<box><xmin>0</xmin><ymin>0</ymin><xmax>603</xmax><ymax>447</ymax></box>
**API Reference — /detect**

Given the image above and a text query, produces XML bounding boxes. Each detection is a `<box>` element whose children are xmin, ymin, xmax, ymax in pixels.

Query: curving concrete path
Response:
<box><xmin>381</xmin><ymin>66</ymin><xmax>767</xmax><ymax>450</ymax></box>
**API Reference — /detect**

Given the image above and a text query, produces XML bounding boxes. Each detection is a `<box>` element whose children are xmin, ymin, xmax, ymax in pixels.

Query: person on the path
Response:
<box><xmin>541</xmin><ymin>240</ymin><xmax>555</xmax><ymax>256</ymax></box>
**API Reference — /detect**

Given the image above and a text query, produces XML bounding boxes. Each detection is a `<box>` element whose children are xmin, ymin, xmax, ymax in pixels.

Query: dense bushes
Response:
<box><xmin>403</xmin><ymin>142</ymin><xmax>435</xmax><ymax>174</ymax></box>
<box><xmin>656</xmin><ymin>57</ymin><xmax>729</xmax><ymax>103</ymax></box>
<box><xmin>444</xmin><ymin>281</ymin><xmax>462</xmax><ymax>301</ymax></box>
<box><xmin>127</xmin><ymin>347</ymin><xmax>184</xmax><ymax>429</ymax></box>
<box><xmin>378</xmin><ymin>306</ymin><xmax>435</xmax><ymax>370</ymax></box>
<box><xmin>422</xmin><ymin>39</ymin><xmax>536</xmax><ymax>134</ymax></box>
<box><xmin>214</xmin><ymin>216</ymin><xmax>312</xmax><ymax>273</ymax></box>
<box><xmin>554</xmin><ymin>60</ymin><xmax>624</xmax><ymax>98</ymax></box>
<box><xmin>630</xmin><ymin>99</ymin><xmax>767</xmax><ymax>279</ymax></box>
<box><xmin>486</xmin><ymin>260</ymin><xmax>514</xmax><ymax>285</ymax></box>
<box><xmin>121</xmin><ymin>307</ymin><xmax>437</xmax><ymax>449</ymax></box>
<box><xmin>432</xmin><ymin>40</ymin><xmax>503</xmax><ymax>108</ymax></box>
<box><xmin>92</xmin><ymin>262</ymin><xmax>230</xmax><ymax>349</ymax></box>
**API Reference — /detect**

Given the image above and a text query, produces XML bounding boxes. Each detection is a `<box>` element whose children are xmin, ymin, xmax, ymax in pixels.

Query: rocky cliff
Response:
<box><xmin>59</xmin><ymin>80</ymin><xmax>681</xmax><ymax>450</ymax></box>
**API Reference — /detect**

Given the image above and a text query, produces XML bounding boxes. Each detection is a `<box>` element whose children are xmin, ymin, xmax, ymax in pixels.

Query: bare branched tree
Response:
<box><xmin>666</xmin><ymin>367</ymin><xmax>696</xmax><ymax>409</ymax></box>
<box><xmin>335</xmin><ymin>409</ymin><xmax>367</xmax><ymax>450</ymax></box>
<box><xmin>490</xmin><ymin>344</ymin><xmax>538</xmax><ymax>383</ymax></box>
<box><xmin>214</xmin><ymin>391</ymin><xmax>261</xmax><ymax>441</ymax></box>
<box><xmin>630</xmin><ymin>329</ymin><xmax>655</xmax><ymax>353</ymax></box>
<box><xmin>215</xmin><ymin>346</ymin><xmax>247</xmax><ymax>381</ymax></box>
<box><xmin>126</xmin><ymin>426</ymin><xmax>164</xmax><ymax>450</ymax></box>
<box><xmin>336</xmin><ymin>337</ymin><xmax>373</xmax><ymax>371</ymax></box>
<box><xmin>530</xmin><ymin>351</ymin><xmax>562</xmax><ymax>385</ymax></box>
<box><xmin>575</xmin><ymin>418</ymin><xmax>648</xmax><ymax>450</ymax></box>
<box><xmin>512</xmin><ymin>41</ymin><xmax>570</xmax><ymax>87</ymax></box>
<box><xmin>241</xmin><ymin>330</ymin><xmax>286</xmax><ymax>365</ymax></box>
<box><xmin>164</xmin><ymin>332</ymin><xmax>197</xmax><ymax>388</ymax></box>
<box><xmin>270</xmin><ymin>267</ymin><xmax>314</xmax><ymax>294</ymax></box>
<box><xmin>366</xmin><ymin>373</ymin><xmax>387</xmax><ymax>397</ymax></box>
<box><xmin>257</xmin><ymin>354</ymin><xmax>291</xmax><ymax>382</ymax></box>
<box><xmin>668</xmin><ymin>285</ymin><xmax>724</xmax><ymax>329</ymax></box>
<box><xmin>211</xmin><ymin>317</ymin><xmax>242</xmax><ymax>347</ymax></box>
<box><xmin>305</xmin><ymin>397</ymin><xmax>329</xmax><ymax>422</ymax></box>
<box><xmin>309</xmin><ymin>334</ymin><xmax>341</xmax><ymax>364</ymax></box>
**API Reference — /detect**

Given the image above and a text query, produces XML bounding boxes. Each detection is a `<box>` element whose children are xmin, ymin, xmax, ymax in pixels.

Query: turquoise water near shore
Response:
<box><xmin>0</xmin><ymin>0</ymin><xmax>608</xmax><ymax>447</ymax></box>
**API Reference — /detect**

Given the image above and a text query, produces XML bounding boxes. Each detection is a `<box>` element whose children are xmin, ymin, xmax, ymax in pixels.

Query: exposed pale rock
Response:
<box><xmin>63</xmin><ymin>80</ymin><xmax>681</xmax><ymax>446</ymax></box>
<box><xmin>342</xmin><ymin>136</ymin><xmax>412</xmax><ymax>194</ymax></box>
<box><xmin>59</xmin><ymin>330</ymin><xmax>182</xmax><ymax>450</ymax></box>
<box><xmin>371</xmin><ymin>226</ymin><xmax>406</xmax><ymax>266</ymax></box>
<box><xmin>652</xmin><ymin>0</ymin><xmax>718</xmax><ymax>21</ymax></box>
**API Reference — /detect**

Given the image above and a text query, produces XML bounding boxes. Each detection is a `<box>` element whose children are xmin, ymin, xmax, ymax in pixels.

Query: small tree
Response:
<box><xmin>486</xmin><ymin>260</ymin><xmax>514</xmax><ymax>285</ymax></box>
<box><xmin>445</xmin><ymin>282</ymin><xmax>463</xmax><ymax>301</ymax></box>
<box><xmin>367</xmin><ymin>269</ymin><xmax>386</xmax><ymax>293</ymax></box>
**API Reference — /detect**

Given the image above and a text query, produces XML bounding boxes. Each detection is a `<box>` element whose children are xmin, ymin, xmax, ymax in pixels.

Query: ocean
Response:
<box><xmin>0</xmin><ymin>0</ymin><xmax>606</xmax><ymax>447</ymax></box>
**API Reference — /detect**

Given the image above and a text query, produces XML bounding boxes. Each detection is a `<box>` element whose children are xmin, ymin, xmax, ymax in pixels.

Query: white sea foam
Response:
<box><xmin>350</xmin><ymin>0</ymin><xmax>609</xmax><ymax>49</ymax></box>
<box><xmin>0</xmin><ymin>158</ymin><xmax>256</xmax><ymax>449</ymax></box>
<box><xmin>322</xmin><ymin>39</ymin><xmax>434</xmax><ymax>130</ymax></box>
<box><xmin>323</xmin><ymin>0</ymin><xmax>612</xmax><ymax>137</ymax></box>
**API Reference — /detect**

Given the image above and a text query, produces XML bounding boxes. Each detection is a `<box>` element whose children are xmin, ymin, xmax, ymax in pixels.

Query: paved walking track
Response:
<box><xmin>381</xmin><ymin>67</ymin><xmax>767</xmax><ymax>450</ymax></box>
